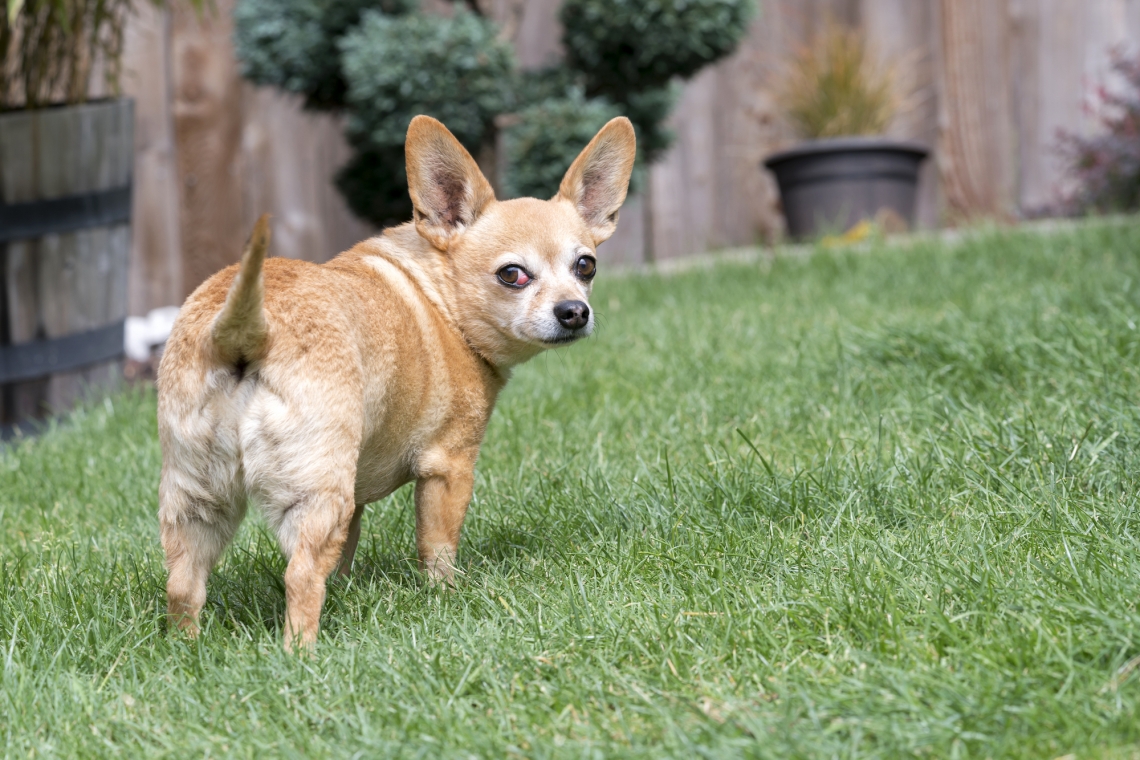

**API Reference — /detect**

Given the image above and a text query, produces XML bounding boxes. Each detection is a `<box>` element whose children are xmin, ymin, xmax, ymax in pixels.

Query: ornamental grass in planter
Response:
<box><xmin>764</xmin><ymin>22</ymin><xmax>927</xmax><ymax>240</ymax></box>
<box><xmin>0</xmin><ymin>0</ymin><xmax>192</xmax><ymax>427</ymax></box>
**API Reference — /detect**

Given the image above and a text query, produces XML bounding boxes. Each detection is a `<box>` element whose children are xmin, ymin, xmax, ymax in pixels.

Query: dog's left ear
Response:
<box><xmin>405</xmin><ymin>115</ymin><xmax>496</xmax><ymax>251</ymax></box>
<box><xmin>557</xmin><ymin>117</ymin><xmax>637</xmax><ymax>245</ymax></box>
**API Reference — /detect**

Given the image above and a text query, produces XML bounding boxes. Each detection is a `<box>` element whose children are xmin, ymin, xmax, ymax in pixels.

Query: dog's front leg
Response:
<box><xmin>414</xmin><ymin>465</ymin><xmax>474</xmax><ymax>585</ymax></box>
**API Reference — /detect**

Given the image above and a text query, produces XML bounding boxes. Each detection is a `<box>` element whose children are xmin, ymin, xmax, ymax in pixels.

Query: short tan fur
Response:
<box><xmin>157</xmin><ymin>115</ymin><xmax>636</xmax><ymax>651</ymax></box>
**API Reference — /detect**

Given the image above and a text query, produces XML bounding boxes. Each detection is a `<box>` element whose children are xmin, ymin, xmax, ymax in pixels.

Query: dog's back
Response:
<box><xmin>157</xmin><ymin>227</ymin><xmax>496</xmax><ymax>558</ymax></box>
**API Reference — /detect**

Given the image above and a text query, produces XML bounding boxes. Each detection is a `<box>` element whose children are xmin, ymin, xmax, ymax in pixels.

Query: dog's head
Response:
<box><xmin>405</xmin><ymin>115</ymin><xmax>636</xmax><ymax>368</ymax></box>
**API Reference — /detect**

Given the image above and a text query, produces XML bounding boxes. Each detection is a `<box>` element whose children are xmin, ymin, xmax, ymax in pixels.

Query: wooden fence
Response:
<box><xmin>119</xmin><ymin>0</ymin><xmax>1140</xmax><ymax>314</ymax></box>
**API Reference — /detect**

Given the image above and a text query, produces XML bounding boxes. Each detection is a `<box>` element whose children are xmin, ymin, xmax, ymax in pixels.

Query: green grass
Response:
<box><xmin>4</xmin><ymin>221</ymin><xmax>1140</xmax><ymax>758</ymax></box>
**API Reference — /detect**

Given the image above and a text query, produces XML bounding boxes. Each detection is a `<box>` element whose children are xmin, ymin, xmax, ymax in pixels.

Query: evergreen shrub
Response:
<box><xmin>503</xmin><ymin>87</ymin><xmax>621</xmax><ymax>199</ymax></box>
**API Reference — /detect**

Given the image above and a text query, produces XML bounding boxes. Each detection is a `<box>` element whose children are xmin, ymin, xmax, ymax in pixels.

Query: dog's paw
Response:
<box><xmin>168</xmin><ymin>612</ymin><xmax>201</xmax><ymax>638</ymax></box>
<box><xmin>422</xmin><ymin>560</ymin><xmax>459</xmax><ymax>590</ymax></box>
<box><xmin>420</xmin><ymin>546</ymin><xmax>463</xmax><ymax>589</ymax></box>
<box><xmin>283</xmin><ymin>618</ymin><xmax>319</xmax><ymax>655</ymax></box>
<box><xmin>283</xmin><ymin>633</ymin><xmax>318</xmax><ymax>657</ymax></box>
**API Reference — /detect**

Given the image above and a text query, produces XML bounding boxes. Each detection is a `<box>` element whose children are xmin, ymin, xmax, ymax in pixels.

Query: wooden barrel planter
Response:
<box><xmin>0</xmin><ymin>98</ymin><xmax>133</xmax><ymax>429</ymax></box>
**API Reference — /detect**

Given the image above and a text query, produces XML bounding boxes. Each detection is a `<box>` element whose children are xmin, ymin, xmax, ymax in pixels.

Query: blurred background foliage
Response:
<box><xmin>1058</xmin><ymin>48</ymin><xmax>1140</xmax><ymax>215</ymax></box>
<box><xmin>234</xmin><ymin>0</ymin><xmax>753</xmax><ymax>227</ymax></box>
<box><xmin>232</xmin><ymin>0</ymin><xmax>418</xmax><ymax>111</ymax></box>
<box><xmin>501</xmin><ymin>85</ymin><xmax>620</xmax><ymax>200</ymax></box>
<box><xmin>560</xmin><ymin>0</ymin><xmax>753</xmax><ymax>163</ymax></box>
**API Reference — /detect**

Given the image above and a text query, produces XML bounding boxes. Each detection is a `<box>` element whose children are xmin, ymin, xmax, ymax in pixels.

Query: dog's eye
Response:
<box><xmin>497</xmin><ymin>265</ymin><xmax>531</xmax><ymax>287</ymax></box>
<box><xmin>575</xmin><ymin>256</ymin><xmax>597</xmax><ymax>280</ymax></box>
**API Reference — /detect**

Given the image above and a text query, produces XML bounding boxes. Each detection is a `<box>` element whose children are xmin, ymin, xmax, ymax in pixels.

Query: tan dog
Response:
<box><xmin>156</xmin><ymin>115</ymin><xmax>636</xmax><ymax>650</ymax></box>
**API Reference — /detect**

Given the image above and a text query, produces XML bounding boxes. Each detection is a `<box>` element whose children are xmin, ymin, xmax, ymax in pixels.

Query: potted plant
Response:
<box><xmin>0</xmin><ymin>0</ymin><xmax>190</xmax><ymax>427</ymax></box>
<box><xmin>763</xmin><ymin>22</ymin><xmax>928</xmax><ymax>240</ymax></box>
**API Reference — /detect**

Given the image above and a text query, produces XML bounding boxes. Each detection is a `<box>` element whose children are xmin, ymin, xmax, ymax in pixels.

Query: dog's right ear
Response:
<box><xmin>557</xmin><ymin>117</ymin><xmax>637</xmax><ymax>245</ymax></box>
<box><xmin>405</xmin><ymin>116</ymin><xmax>496</xmax><ymax>251</ymax></box>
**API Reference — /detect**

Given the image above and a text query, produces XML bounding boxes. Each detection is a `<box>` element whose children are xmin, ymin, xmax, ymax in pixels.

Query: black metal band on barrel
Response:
<box><xmin>0</xmin><ymin>320</ymin><xmax>125</xmax><ymax>384</ymax></box>
<box><xmin>0</xmin><ymin>186</ymin><xmax>131</xmax><ymax>243</ymax></box>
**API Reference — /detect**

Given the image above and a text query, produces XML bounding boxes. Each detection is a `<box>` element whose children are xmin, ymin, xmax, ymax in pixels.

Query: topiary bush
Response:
<box><xmin>234</xmin><ymin>0</ymin><xmax>755</xmax><ymax>228</ymax></box>
<box><xmin>333</xmin><ymin>144</ymin><xmax>416</xmax><ymax>229</ymax></box>
<box><xmin>560</xmin><ymin>0</ymin><xmax>753</xmax><ymax>162</ymax></box>
<box><xmin>503</xmin><ymin>87</ymin><xmax>621</xmax><ymax>199</ymax></box>
<box><xmin>339</xmin><ymin>8</ymin><xmax>515</xmax><ymax>150</ymax></box>
<box><xmin>561</xmin><ymin>0</ymin><xmax>753</xmax><ymax>92</ymax></box>
<box><xmin>335</xmin><ymin>7</ymin><xmax>515</xmax><ymax>222</ymax></box>
<box><xmin>234</xmin><ymin>0</ymin><xmax>415</xmax><ymax>111</ymax></box>
<box><xmin>1059</xmin><ymin>49</ymin><xmax>1140</xmax><ymax>214</ymax></box>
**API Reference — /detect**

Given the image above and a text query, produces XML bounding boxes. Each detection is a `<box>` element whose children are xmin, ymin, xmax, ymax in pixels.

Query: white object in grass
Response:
<box><xmin>125</xmin><ymin>306</ymin><xmax>181</xmax><ymax>362</ymax></box>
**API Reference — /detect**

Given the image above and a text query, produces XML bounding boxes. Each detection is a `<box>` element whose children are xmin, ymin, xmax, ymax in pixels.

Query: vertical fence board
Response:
<box><xmin>171</xmin><ymin>1</ymin><xmax>248</xmax><ymax>297</ymax></box>
<box><xmin>1013</xmin><ymin>0</ymin><xmax>1140</xmax><ymax>213</ymax></box>
<box><xmin>164</xmin><ymin>0</ymin><xmax>372</xmax><ymax>299</ymax></box>
<box><xmin>937</xmin><ymin>0</ymin><xmax>1017</xmax><ymax>220</ymax></box>
<box><xmin>122</xmin><ymin>1</ymin><xmax>184</xmax><ymax>315</ymax></box>
<box><xmin>863</xmin><ymin>0</ymin><xmax>941</xmax><ymax>228</ymax></box>
<box><xmin>240</xmin><ymin>87</ymin><xmax>371</xmax><ymax>264</ymax></box>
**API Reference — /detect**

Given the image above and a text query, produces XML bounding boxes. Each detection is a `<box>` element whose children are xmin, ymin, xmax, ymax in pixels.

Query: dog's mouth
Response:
<box><xmin>541</xmin><ymin>333</ymin><xmax>584</xmax><ymax>346</ymax></box>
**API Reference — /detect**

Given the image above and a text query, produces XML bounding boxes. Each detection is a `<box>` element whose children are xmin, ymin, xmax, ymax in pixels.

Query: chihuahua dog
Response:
<box><xmin>157</xmin><ymin>115</ymin><xmax>636</xmax><ymax>650</ymax></box>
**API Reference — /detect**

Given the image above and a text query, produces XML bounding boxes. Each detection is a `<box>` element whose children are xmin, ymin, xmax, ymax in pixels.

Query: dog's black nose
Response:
<box><xmin>554</xmin><ymin>300</ymin><xmax>590</xmax><ymax>330</ymax></box>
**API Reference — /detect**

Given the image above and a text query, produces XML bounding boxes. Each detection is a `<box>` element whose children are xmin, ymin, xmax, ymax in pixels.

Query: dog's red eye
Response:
<box><xmin>497</xmin><ymin>265</ymin><xmax>531</xmax><ymax>287</ymax></box>
<box><xmin>575</xmin><ymin>256</ymin><xmax>596</xmax><ymax>280</ymax></box>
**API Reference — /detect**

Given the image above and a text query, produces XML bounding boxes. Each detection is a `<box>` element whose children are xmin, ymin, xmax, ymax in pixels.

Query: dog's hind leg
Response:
<box><xmin>275</xmin><ymin>487</ymin><xmax>356</xmax><ymax>652</ymax></box>
<box><xmin>337</xmin><ymin>502</ymin><xmax>367</xmax><ymax>577</ymax></box>
<box><xmin>159</xmin><ymin>488</ymin><xmax>245</xmax><ymax>637</ymax></box>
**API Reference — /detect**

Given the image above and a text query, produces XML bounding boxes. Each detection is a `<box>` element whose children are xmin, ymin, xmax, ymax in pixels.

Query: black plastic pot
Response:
<box><xmin>764</xmin><ymin>137</ymin><xmax>928</xmax><ymax>239</ymax></box>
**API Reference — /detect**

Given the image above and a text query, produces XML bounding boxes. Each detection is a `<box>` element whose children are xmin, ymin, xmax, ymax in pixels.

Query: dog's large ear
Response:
<box><xmin>557</xmin><ymin>117</ymin><xmax>637</xmax><ymax>245</ymax></box>
<box><xmin>405</xmin><ymin>115</ymin><xmax>496</xmax><ymax>251</ymax></box>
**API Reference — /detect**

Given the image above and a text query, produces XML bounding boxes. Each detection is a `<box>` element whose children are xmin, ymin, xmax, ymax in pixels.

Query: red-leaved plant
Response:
<box><xmin>1058</xmin><ymin>48</ymin><xmax>1140</xmax><ymax>213</ymax></box>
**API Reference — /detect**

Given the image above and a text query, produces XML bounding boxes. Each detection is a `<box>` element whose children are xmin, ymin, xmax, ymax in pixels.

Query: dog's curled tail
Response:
<box><xmin>212</xmin><ymin>214</ymin><xmax>271</xmax><ymax>368</ymax></box>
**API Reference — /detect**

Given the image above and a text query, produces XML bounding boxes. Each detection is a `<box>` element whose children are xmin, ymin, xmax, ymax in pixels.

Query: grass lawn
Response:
<box><xmin>4</xmin><ymin>221</ymin><xmax>1140</xmax><ymax>758</ymax></box>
